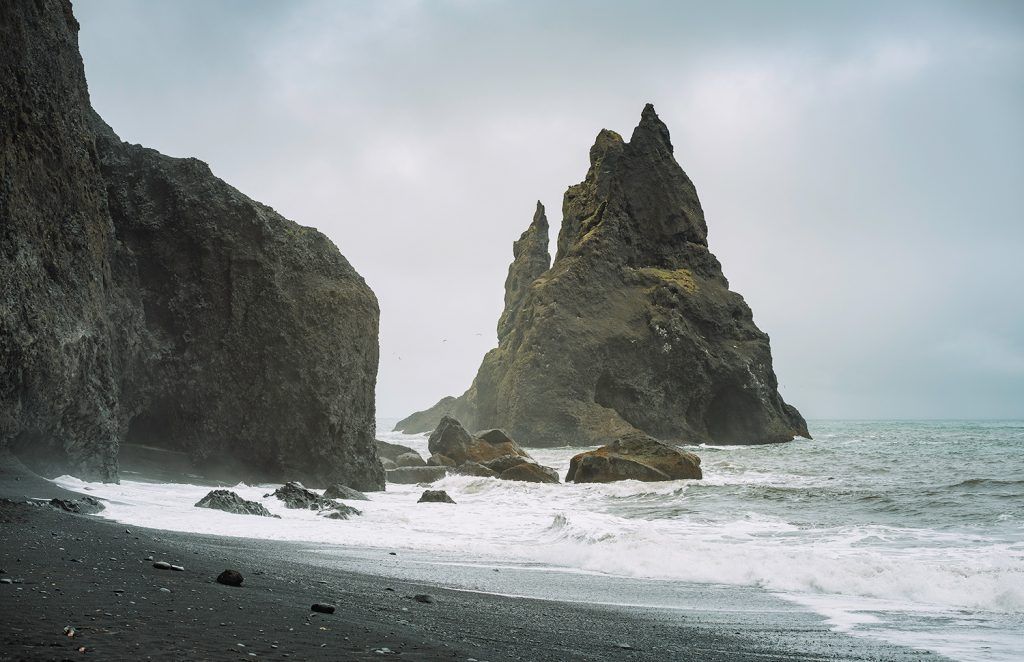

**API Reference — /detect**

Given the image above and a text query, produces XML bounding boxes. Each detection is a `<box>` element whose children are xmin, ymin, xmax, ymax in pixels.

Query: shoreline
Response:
<box><xmin>0</xmin><ymin>457</ymin><xmax>946</xmax><ymax>661</ymax></box>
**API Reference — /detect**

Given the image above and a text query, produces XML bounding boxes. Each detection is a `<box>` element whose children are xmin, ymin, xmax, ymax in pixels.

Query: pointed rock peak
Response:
<box><xmin>589</xmin><ymin>128</ymin><xmax>625</xmax><ymax>166</ymax></box>
<box><xmin>640</xmin><ymin>102</ymin><xmax>659</xmax><ymax>123</ymax></box>
<box><xmin>531</xmin><ymin>200</ymin><xmax>549</xmax><ymax>232</ymax></box>
<box><xmin>498</xmin><ymin>202</ymin><xmax>552</xmax><ymax>340</ymax></box>
<box><xmin>631</xmin><ymin>103</ymin><xmax>673</xmax><ymax>154</ymax></box>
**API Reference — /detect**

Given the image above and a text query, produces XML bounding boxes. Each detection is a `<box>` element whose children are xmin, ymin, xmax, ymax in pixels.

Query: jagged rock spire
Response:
<box><xmin>398</xmin><ymin>105</ymin><xmax>807</xmax><ymax>449</ymax></box>
<box><xmin>497</xmin><ymin>201</ymin><xmax>551</xmax><ymax>340</ymax></box>
<box><xmin>631</xmin><ymin>103</ymin><xmax>673</xmax><ymax>154</ymax></box>
<box><xmin>556</xmin><ymin>103</ymin><xmax>708</xmax><ymax>266</ymax></box>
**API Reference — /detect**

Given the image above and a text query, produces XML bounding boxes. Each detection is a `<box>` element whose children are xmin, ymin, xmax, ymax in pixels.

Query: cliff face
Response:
<box><xmin>397</xmin><ymin>106</ymin><xmax>808</xmax><ymax>447</ymax></box>
<box><xmin>1</xmin><ymin>0</ymin><xmax>127</xmax><ymax>481</ymax></box>
<box><xmin>0</xmin><ymin>0</ymin><xmax>383</xmax><ymax>489</ymax></box>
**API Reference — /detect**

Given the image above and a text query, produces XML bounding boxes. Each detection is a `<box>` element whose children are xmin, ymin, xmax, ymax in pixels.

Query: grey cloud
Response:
<box><xmin>74</xmin><ymin>0</ymin><xmax>1024</xmax><ymax>419</ymax></box>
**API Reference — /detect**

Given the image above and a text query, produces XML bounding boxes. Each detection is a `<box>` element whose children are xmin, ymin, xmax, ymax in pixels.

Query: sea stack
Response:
<box><xmin>0</xmin><ymin>0</ymin><xmax>383</xmax><ymax>490</ymax></box>
<box><xmin>397</xmin><ymin>105</ymin><xmax>808</xmax><ymax>447</ymax></box>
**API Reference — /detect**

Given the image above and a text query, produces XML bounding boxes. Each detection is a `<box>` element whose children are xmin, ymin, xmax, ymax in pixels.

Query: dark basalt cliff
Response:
<box><xmin>1</xmin><ymin>0</ymin><xmax>383</xmax><ymax>489</ymax></box>
<box><xmin>397</xmin><ymin>105</ymin><xmax>808</xmax><ymax>447</ymax></box>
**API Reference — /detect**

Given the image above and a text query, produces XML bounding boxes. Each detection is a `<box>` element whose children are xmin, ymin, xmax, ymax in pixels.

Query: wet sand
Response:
<box><xmin>0</xmin><ymin>457</ymin><xmax>944</xmax><ymax>661</ymax></box>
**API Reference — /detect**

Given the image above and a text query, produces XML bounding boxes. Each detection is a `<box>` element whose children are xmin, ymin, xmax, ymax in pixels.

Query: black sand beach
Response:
<box><xmin>0</xmin><ymin>458</ymin><xmax>944</xmax><ymax>661</ymax></box>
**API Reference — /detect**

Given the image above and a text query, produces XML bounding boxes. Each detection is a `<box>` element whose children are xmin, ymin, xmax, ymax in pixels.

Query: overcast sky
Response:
<box><xmin>74</xmin><ymin>0</ymin><xmax>1023</xmax><ymax>420</ymax></box>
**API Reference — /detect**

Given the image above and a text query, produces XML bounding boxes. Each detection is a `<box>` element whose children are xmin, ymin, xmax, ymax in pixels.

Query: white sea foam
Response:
<box><xmin>52</xmin><ymin>421</ymin><xmax>1024</xmax><ymax>661</ymax></box>
<box><xmin>54</xmin><ymin>467</ymin><xmax>1024</xmax><ymax>611</ymax></box>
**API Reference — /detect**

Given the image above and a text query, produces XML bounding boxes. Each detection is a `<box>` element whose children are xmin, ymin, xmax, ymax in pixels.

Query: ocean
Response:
<box><xmin>55</xmin><ymin>420</ymin><xmax>1024</xmax><ymax>661</ymax></box>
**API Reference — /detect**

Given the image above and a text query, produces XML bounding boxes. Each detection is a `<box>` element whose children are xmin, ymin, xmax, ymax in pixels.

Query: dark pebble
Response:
<box><xmin>153</xmin><ymin>561</ymin><xmax>171</xmax><ymax>570</ymax></box>
<box><xmin>413</xmin><ymin>594</ymin><xmax>433</xmax><ymax>604</ymax></box>
<box><xmin>311</xmin><ymin>603</ymin><xmax>335</xmax><ymax>614</ymax></box>
<box><xmin>216</xmin><ymin>570</ymin><xmax>244</xmax><ymax>587</ymax></box>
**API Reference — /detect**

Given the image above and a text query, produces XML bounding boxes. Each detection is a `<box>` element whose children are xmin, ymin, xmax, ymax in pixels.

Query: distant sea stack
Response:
<box><xmin>397</xmin><ymin>105</ymin><xmax>808</xmax><ymax>447</ymax></box>
<box><xmin>0</xmin><ymin>0</ymin><xmax>383</xmax><ymax>490</ymax></box>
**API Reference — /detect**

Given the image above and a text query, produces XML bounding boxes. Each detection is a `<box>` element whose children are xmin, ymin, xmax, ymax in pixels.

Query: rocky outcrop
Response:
<box><xmin>0</xmin><ymin>1</ymin><xmax>382</xmax><ymax>489</ymax></box>
<box><xmin>566</xmin><ymin>433</ymin><xmax>702</xmax><ymax>483</ymax></box>
<box><xmin>398</xmin><ymin>105</ymin><xmax>808</xmax><ymax>447</ymax></box>
<box><xmin>195</xmin><ymin>490</ymin><xmax>278</xmax><ymax>518</ymax></box>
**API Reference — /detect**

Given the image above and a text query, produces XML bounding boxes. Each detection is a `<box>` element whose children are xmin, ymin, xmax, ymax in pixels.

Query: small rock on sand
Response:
<box><xmin>153</xmin><ymin>561</ymin><xmax>171</xmax><ymax>570</ymax></box>
<box><xmin>413</xmin><ymin>594</ymin><xmax>434</xmax><ymax>604</ymax></box>
<box><xmin>311</xmin><ymin>603</ymin><xmax>336</xmax><ymax>614</ymax></box>
<box><xmin>217</xmin><ymin>570</ymin><xmax>244</xmax><ymax>587</ymax></box>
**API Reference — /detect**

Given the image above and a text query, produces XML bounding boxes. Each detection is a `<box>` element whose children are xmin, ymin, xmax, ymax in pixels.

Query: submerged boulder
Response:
<box><xmin>195</xmin><ymin>490</ymin><xmax>278</xmax><ymax>518</ymax></box>
<box><xmin>321</xmin><ymin>502</ymin><xmax>362</xmax><ymax>520</ymax></box>
<box><xmin>386</xmin><ymin>466</ymin><xmax>448</xmax><ymax>484</ymax></box>
<box><xmin>452</xmin><ymin>462</ymin><xmax>498</xmax><ymax>478</ymax></box>
<box><xmin>267</xmin><ymin>482</ymin><xmax>333</xmax><ymax>510</ymax></box>
<box><xmin>323</xmin><ymin>484</ymin><xmax>369</xmax><ymax>501</ymax></box>
<box><xmin>397</xmin><ymin>106</ymin><xmax>808</xmax><ymax>448</ymax></box>
<box><xmin>498</xmin><ymin>462</ymin><xmax>559</xmax><ymax>484</ymax></box>
<box><xmin>566</xmin><ymin>433</ymin><xmax>702</xmax><ymax>483</ymax></box>
<box><xmin>418</xmin><ymin>490</ymin><xmax>456</xmax><ymax>504</ymax></box>
<box><xmin>482</xmin><ymin>454</ymin><xmax>529</xmax><ymax>474</ymax></box>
